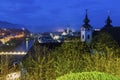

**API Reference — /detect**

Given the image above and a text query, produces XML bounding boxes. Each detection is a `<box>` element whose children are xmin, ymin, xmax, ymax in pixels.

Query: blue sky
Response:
<box><xmin>0</xmin><ymin>0</ymin><xmax>120</xmax><ymax>32</ymax></box>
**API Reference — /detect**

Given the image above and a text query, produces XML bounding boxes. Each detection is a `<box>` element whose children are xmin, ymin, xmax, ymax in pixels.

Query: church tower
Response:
<box><xmin>104</xmin><ymin>11</ymin><xmax>113</xmax><ymax>28</ymax></box>
<box><xmin>81</xmin><ymin>10</ymin><xmax>92</xmax><ymax>43</ymax></box>
<box><xmin>101</xmin><ymin>11</ymin><xmax>113</xmax><ymax>31</ymax></box>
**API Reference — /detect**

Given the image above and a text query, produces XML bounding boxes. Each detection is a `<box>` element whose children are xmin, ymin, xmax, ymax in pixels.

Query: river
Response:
<box><xmin>13</xmin><ymin>39</ymin><xmax>34</xmax><ymax>52</ymax></box>
<box><xmin>11</xmin><ymin>39</ymin><xmax>34</xmax><ymax>60</ymax></box>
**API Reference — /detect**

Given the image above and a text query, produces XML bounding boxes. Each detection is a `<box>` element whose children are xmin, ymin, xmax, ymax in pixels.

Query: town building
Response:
<box><xmin>62</xmin><ymin>27</ymin><xmax>73</xmax><ymax>36</ymax></box>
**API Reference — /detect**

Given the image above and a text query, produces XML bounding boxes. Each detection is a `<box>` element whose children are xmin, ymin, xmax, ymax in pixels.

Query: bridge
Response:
<box><xmin>0</xmin><ymin>52</ymin><xmax>27</xmax><ymax>55</ymax></box>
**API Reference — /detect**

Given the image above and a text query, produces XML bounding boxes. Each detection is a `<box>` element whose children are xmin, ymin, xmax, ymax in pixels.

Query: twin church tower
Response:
<box><xmin>81</xmin><ymin>10</ymin><xmax>92</xmax><ymax>43</ymax></box>
<box><xmin>80</xmin><ymin>10</ymin><xmax>112</xmax><ymax>43</ymax></box>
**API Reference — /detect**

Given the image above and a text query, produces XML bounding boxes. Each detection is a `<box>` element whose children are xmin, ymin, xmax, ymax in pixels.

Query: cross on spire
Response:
<box><xmin>108</xmin><ymin>10</ymin><xmax>110</xmax><ymax>16</ymax></box>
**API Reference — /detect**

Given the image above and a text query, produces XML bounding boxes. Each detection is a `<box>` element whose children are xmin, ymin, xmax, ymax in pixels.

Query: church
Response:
<box><xmin>80</xmin><ymin>10</ymin><xmax>120</xmax><ymax>45</ymax></box>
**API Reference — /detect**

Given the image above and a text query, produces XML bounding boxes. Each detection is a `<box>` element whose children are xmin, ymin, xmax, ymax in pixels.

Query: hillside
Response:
<box><xmin>0</xmin><ymin>21</ymin><xmax>25</xmax><ymax>29</ymax></box>
<box><xmin>0</xmin><ymin>21</ymin><xmax>31</xmax><ymax>34</ymax></box>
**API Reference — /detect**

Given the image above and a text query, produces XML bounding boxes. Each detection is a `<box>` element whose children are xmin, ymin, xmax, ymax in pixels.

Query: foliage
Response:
<box><xmin>81</xmin><ymin>53</ymin><xmax>120</xmax><ymax>77</ymax></box>
<box><xmin>23</xmin><ymin>38</ymin><xmax>120</xmax><ymax>79</ymax></box>
<box><xmin>23</xmin><ymin>42</ymin><xmax>56</xmax><ymax>80</ymax></box>
<box><xmin>53</xmin><ymin>40</ymin><xmax>120</xmax><ymax>78</ymax></box>
<box><xmin>91</xmin><ymin>32</ymin><xmax>119</xmax><ymax>54</ymax></box>
<box><xmin>24</xmin><ymin>55</ymin><xmax>55</xmax><ymax>80</ymax></box>
<box><xmin>0</xmin><ymin>56</ymin><xmax>10</xmax><ymax>79</ymax></box>
<box><xmin>56</xmin><ymin>72</ymin><xmax>120</xmax><ymax>80</ymax></box>
<box><xmin>52</xmin><ymin>39</ymin><xmax>91</xmax><ymax>77</ymax></box>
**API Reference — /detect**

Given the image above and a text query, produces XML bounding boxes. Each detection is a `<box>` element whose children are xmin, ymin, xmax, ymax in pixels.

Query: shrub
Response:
<box><xmin>56</xmin><ymin>72</ymin><xmax>120</xmax><ymax>80</ymax></box>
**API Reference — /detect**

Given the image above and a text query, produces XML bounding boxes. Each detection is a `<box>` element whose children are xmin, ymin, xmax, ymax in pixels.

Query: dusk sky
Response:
<box><xmin>0</xmin><ymin>0</ymin><xmax>120</xmax><ymax>32</ymax></box>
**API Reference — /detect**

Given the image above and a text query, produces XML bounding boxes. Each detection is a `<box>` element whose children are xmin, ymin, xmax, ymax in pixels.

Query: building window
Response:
<box><xmin>82</xmin><ymin>35</ymin><xmax>84</xmax><ymax>39</ymax></box>
<box><xmin>88</xmin><ymin>35</ymin><xmax>90</xmax><ymax>39</ymax></box>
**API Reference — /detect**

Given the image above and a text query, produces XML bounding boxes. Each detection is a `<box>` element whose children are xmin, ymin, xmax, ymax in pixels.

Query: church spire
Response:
<box><xmin>82</xmin><ymin>9</ymin><xmax>92</xmax><ymax>29</ymax></box>
<box><xmin>106</xmin><ymin>10</ymin><xmax>112</xmax><ymax>25</ymax></box>
<box><xmin>84</xmin><ymin>9</ymin><xmax>90</xmax><ymax>24</ymax></box>
<box><xmin>104</xmin><ymin>10</ymin><xmax>113</xmax><ymax>27</ymax></box>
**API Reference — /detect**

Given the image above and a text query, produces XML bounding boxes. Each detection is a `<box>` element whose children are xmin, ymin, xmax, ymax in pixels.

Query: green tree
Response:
<box><xmin>23</xmin><ymin>41</ymin><xmax>56</xmax><ymax>80</ymax></box>
<box><xmin>91</xmin><ymin>32</ymin><xmax>119</xmax><ymax>54</ymax></box>
<box><xmin>53</xmin><ymin>39</ymin><xmax>91</xmax><ymax>77</ymax></box>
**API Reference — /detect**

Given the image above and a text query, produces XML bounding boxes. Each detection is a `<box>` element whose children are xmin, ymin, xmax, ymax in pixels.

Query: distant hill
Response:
<box><xmin>0</xmin><ymin>21</ymin><xmax>31</xmax><ymax>34</ymax></box>
<box><xmin>0</xmin><ymin>21</ymin><xmax>25</xmax><ymax>29</ymax></box>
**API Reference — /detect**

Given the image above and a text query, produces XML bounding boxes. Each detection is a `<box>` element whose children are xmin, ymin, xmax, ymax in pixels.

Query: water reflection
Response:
<box><xmin>14</xmin><ymin>39</ymin><xmax>34</xmax><ymax>52</ymax></box>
